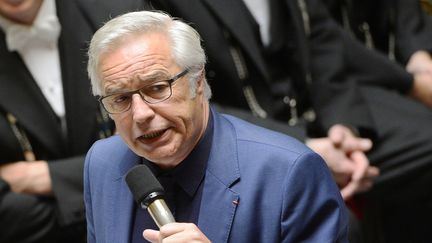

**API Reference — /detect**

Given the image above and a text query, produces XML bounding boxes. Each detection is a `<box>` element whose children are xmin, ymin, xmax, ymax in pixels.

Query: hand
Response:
<box><xmin>306</xmin><ymin>137</ymin><xmax>377</xmax><ymax>199</ymax></box>
<box><xmin>406</xmin><ymin>50</ymin><xmax>432</xmax><ymax>75</ymax></box>
<box><xmin>328</xmin><ymin>125</ymin><xmax>379</xmax><ymax>199</ymax></box>
<box><xmin>143</xmin><ymin>223</ymin><xmax>210</xmax><ymax>243</ymax></box>
<box><xmin>306</xmin><ymin>125</ymin><xmax>379</xmax><ymax>200</ymax></box>
<box><xmin>409</xmin><ymin>72</ymin><xmax>432</xmax><ymax>108</ymax></box>
<box><xmin>327</xmin><ymin>124</ymin><xmax>370</xmax><ymax>152</ymax></box>
<box><xmin>0</xmin><ymin>161</ymin><xmax>52</xmax><ymax>195</ymax></box>
<box><xmin>338</xmin><ymin>150</ymin><xmax>378</xmax><ymax>200</ymax></box>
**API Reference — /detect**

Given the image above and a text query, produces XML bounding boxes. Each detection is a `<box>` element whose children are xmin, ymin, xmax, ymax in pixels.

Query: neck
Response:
<box><xmin>2</xmin><ymin>0</ymin><xmax>44</xmax><ymax>25</ymax></box>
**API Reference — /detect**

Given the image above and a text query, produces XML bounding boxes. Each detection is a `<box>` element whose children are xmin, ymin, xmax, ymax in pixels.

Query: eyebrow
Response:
<box><xmin>104</xmin><ymin>71</ymin><xmax>171</xmax><ymax>95</ymax></box>
<box><xmin>135</xmin><ymin>71</ymin><xmax>169</xmax><ymax>82</ymax></box>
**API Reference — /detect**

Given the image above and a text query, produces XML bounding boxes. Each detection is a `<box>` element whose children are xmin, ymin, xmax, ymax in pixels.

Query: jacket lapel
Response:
<box><xmin>111</xmin><ymin>178</ymin><xmax>135</xmax><ymax>243</ymax></box>
<box><xmin>110</xmin><ymin>150</ymin><xmax>142</xmax><ymax>242</ymax></box>
<box><xmin>198</xmin><ymin>110</ymin><xmax>240</xmax><ymax>242</ymax></box>
<box><xmin>198</xmin><ymin>175</ymin><xmax>240</xmax><ymax>242</ymax></box>
<box><xmin>203</xmin><ymin>0</ymin><xmax>270</xmax><ymax>81</ymax></box>
<box><xmin>56</xmin><ymin>0</ymin><xmax>100</xmax><ymax>153</ymax></box>
<box><xmin>0</xmin><ymin>31</ymin><xmax>65</xmax><ymax>156</ymax></box>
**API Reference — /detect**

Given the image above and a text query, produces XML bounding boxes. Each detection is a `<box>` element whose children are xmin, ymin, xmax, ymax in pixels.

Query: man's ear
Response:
<box><xmin>196</xmin><ymin>69</ymin><xmax>206</xmax><ymax>93</ymax></box>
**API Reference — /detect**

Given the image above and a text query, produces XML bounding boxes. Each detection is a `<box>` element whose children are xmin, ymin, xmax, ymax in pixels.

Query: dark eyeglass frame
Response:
<box><xmin>99</xmin><ymin>69</ymin><xmax>189</xmax><ymax>114</ymax></box>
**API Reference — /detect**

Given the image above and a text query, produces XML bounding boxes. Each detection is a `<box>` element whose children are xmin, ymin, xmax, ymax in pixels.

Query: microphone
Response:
<box><xmin>125</xmin><ymin>164</ymin><xmax>175</xmax><ymax>228</ymax></box>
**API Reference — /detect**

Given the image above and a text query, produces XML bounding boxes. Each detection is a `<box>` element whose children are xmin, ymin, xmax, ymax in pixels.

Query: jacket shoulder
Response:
<box><xmin>222</xmin><ymin>114</ymin><xmax>311</xmax><ymax>155</ymax></box>
<box><xmin>85</xmin><ymin>135</ymin><xmax>132</xmax><ymax>169</ymax></box>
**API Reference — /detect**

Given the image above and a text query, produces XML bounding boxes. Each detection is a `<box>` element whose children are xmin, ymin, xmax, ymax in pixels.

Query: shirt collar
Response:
<box><xmin>0</xmin><ymin>0</ymin><xmax>61</xmax><ymax>52</ymax></box>
<box><xmin>144</xmin><ymin>112</ymin><xmax>214</xmax><ymax>197</ymax></box>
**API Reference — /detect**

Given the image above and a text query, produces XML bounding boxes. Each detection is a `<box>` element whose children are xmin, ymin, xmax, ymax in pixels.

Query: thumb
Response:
<box><xmin>143</xmin><ymin>229</ymin><xmax>160</xmax><ymax>243</ymax></box>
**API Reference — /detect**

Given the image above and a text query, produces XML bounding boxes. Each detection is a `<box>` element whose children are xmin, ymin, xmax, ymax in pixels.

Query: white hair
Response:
<box><xmin>87</xmin><ymin>10</ymin><xmax>211</xmax><ymax>99</ymax></box>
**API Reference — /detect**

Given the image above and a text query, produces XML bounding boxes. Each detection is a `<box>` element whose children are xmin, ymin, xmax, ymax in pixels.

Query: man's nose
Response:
<box><xmin>130</xmin><ymin>93</ymin><xmax>155</xmax><ymax>123</ymax></box>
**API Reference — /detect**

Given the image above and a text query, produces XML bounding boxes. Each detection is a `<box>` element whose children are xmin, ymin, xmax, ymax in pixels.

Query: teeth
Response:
<box><xmin>141</xmin><ymin>130</ymin><xmax>164</xmax><ymax>139</ymax></box>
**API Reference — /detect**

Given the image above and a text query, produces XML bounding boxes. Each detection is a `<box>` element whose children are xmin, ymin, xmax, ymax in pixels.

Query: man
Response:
<box><xmin>323</xmin><ymin>0</ymin><xmax>432</xmax><ymax>108</ymax></box>
<box><xmin>316</xmin><ymin>0</ymin><xmax>432</xmax><ymax>241</ymax></box>
<box><xmin>84</xmin><ymin>10</ymin><xmax>348</xmax><ymax>242</ymax></box>
<box><xmin>149</xmin><ymin>0</ymin><xmax>432</xmax><ymax>242</ymax></box>
<box><xmin>0</xmin><ymin>0</ymin><xmax>145</xmax><ymax>242</ymax></box>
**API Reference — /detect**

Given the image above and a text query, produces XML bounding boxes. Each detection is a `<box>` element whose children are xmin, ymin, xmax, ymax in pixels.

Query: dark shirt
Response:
<box><xmin>131</xmin><ymin>113</ymin><xmax>214</xmax><ymax>243</ymax></box>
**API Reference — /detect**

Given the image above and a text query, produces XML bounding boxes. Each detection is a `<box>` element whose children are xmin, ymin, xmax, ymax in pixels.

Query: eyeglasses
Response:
<box><xmin>99</xmin><ymin>69</ymin><xmax>189</xmax><ymax>114</ymax></box>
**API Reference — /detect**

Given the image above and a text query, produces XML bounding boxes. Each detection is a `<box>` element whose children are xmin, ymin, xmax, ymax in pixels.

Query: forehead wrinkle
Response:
<box><xmin>103</xmin><ymin>66</ymin><xmax>174</xmax><ymax>94</ymax></box>
<box><xmin>105</xmin><ymin>62</ymin><xmax>170</xmax><ymax>85</ymax></box>
<box><xmin>102</xmin><ymin>52</ymin><xmax>171</xmax><ymax>79</ymax></box>
<box><xmin>102</xmin><ymin>60</ymin><xmax>147</xmax><ymax>83</ymax></box>
<box><xmin>101</xmin><ymin>36</ymin><xmax>176</xmax><ymax>94</ymax></box>
<box><xmin>135</xmin><ymin>69</ymin><xmax>171</xmax><ymax>82</ymax></box>
<box><xmin>104</xmin><ymin>79</ymin><xmax>132</xmax><ymax>94</ymax></box>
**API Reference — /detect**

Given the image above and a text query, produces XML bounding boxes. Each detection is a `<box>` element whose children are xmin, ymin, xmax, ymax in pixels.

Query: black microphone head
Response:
<box><xmin>125</xmin><ymin>165</ymin><xmax>164</xmax><ymax>206</ymax></box>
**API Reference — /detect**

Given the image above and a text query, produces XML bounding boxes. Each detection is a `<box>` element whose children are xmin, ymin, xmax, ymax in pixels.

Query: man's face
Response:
<box><xmin>0</xmin><ymin>0</ymin><xmax>42</xmax><ymax>24</ymax></box>
<box><xmin>99</xmin><ymin>32</ymin><xmax>208</xmax><ymax>169</ymax></box>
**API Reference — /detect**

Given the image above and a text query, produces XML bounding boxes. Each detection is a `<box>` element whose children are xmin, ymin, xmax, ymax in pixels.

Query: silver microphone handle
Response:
<box><xmin>147</xmin><ymin>199</ymin><xmax>175</xmax><ymax>228</ymax></box>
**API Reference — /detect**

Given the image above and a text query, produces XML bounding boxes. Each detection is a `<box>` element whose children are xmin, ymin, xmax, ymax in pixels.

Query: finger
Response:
<box><xmin>340</xmin><ymin>171</ymin><xmax>372</xmax><ymax>200</ymax></box>
<box><xmin>328</xmin><ymin>125</ymin><xmax>345</xmax><ymax>146</ymax></box>
<box><xmin>341</xmin><ymin>137</ymin><xmax>372</xmax><ymax>153</ymax></box>
<box><xmin>159</xmin><ymin>223</ymin><xmax>184</xmax><ymax>238</ymax></box>
<box><xmin>340</xmin><ymin>152</ymin><xmax>370</xmax><ymax>200</ymax></box>
<box><xmin>365</xmin><ymin>166</ymin><xmax>380</xmax><ymax>179</ymax></box>
<box><xmin>340</xmin><ymin>181</ymin><xmax>358</xmax><ymax>200</ymax></box>
<box><xmin>350</xmin><ymin>151</ymin><xmax>369</xmax><ymax>181</ymax></box>
<box><xmin>415</xmin><ymin>65</ymin><xmax>432</xmax><ymax>74</ymax></box>
<box><xmin>339</xmin><ymin>165</ymin><xmax>361</xmax><ymax>200</ymax></box>
<box><xmin>355</xmin><ymin>179</ymin><xmax>374</xmax><ymax>193</ymax></box>
<box><xmin>159</xmin><ymin>223</ymin><xmax>208</xmax><ymax>242</ymax></box>
<box><xmin>329</xmin><ymin>158</ymin><xmax>356</xmax><ymax>186</ymax></box>
<box><xmin>334</xmin><ymin>173</ymin><xmax>352</xmax><ymax>188</ymax></box>
<box><xmin>329</xmin><ymin>125</ymin><xmax>372</xmax><ymax>152</ymax></box>
<box><xmin>356</xmin><ymin>167</ymin><xmax>379</xmax><ymax>192</ymax></box>
<box><xmin>357</xmin><ymin>138</ymin><xmax>373</xmax><ymax>151</ymax></box>
<box><xmin>143</xmin><ymin>229</ymin><xmax>160</xmax><ymax>243</ymax></box>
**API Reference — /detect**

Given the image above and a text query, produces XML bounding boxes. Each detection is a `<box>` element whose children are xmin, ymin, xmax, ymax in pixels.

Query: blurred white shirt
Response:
<box><xmin>0</xmin><ymin>0</ymin><xmax>64</xmax><ymax>118</ymax></box>
<box><xmin>243</xmin><ymin>0</ymin><xmax>271</xmax><ymax>46</ymax></box>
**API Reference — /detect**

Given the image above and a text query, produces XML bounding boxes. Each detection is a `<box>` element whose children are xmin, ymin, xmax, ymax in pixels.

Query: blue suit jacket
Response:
<box><xmin>84</xmin><ymin>109</ymin><xmax>348</xmax><ymax>242</ymax></box>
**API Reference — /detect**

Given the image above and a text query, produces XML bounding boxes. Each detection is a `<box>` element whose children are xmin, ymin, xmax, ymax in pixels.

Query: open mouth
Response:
<box><xmin>140</xmin><ymin>129</ymin><xmax>167</xmax><ymax>140</ymax></box>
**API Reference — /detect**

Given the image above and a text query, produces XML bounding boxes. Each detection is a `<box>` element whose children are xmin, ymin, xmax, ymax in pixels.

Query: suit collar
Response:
<box><xmin>198</xmin><ymin>172</ymin><xmax>240</xmax><ymax>242</ymax></box>
<box><xmin>205</xmin><ymin>108</ymin><xmax>240</xmax><ymax>187</ymax></box>
<box><xmin>111</xmin><ymin>173</ymin><xmax>136</xmax><ymax>243</ymax></box>
<box><xmin>115</xmin><ymin>144</ymin><xmax>142</xmax><ymax>180</ymax></box>
<box><xmin>197</xmin><ymin>109</ymin><xmax>240</xmax><ymax>242</ymax></box>
<box><xmin>203</xmin><ymin>0</ymin><xmax>270</xmax><ymax>81</ymax></box>
<box><xmin>111</xmin><ymin>145</ymin><xmax>142</xmax><ymax>242</ymax></box>
<box><xmin>0</xmin><ymin>31</ymin><xmax>65</xmax><ymax>156</ymax></box>
<box><xmin>56</xmin><ymin>0</ymin><xmax>100</xmax><ymax>152</ymax></box>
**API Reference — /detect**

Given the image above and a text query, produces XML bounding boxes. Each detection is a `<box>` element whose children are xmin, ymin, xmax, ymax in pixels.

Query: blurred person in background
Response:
<box><xmin>324</xmin><ymin>0</ymin><xmax>432</xmax><ymax>109</ymax></box>
<box><xmin>0</xmin><ymin>0</ymin><xmax>145</xmax><ymax>242</ymax></box>
<box><xmin>323</xmin><ymin>0</ymin><xmax>432</xmax><ymax>241</ymax></box>
<box><xmin>149</xmin><ymin>0</ymin><xmax>432</xmax><ymax>242</ymax></box>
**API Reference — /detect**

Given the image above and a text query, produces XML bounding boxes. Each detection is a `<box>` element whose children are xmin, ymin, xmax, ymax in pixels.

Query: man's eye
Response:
<box><xmin>113</xmin><ymin>95</ymin><xmax>131</xmax><ymax>103</ymax></box>
<box><xmin>146</xmin><ymin>82</ymin><xmax>170</xmax><ymax>94</ymax></box>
